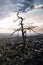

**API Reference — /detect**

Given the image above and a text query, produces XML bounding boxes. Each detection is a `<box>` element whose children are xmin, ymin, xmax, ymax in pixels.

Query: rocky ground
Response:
<box><xmin>0</xmin><ymin>39</ymin><xmax>43</xmax><ymax>65</ymax></box>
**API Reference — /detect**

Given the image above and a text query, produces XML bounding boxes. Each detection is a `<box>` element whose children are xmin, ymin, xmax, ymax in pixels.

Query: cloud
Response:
<box><xmin>34</xmin><ymin>4</ymin><xmax>43</xmax><ymax>9</ymax></box>
<box><xmin>24</xmin><ymin>8</ymin><xmax>43</xmax><ymax>33</ymax></box>
<box><xmin>0</xmin><ymin>28</ymin><xmax>13</xmax><ymax>33</ymax></box>
<box><xmin>16</xmin><ymin>0</ymin><xmax>43</xmax><ymax>12</ymax></box>
<box><xmin>25</xmin><ymin>8</ymin><xmax>43</xmax><ymax>20</ymax></box>
<box><xmin>34</xmin><ymin>0</ymin><xmax>43</xmax><ymax>5</ymax></box>
<box><xmin>0</xmin><ymin>7</ymin><xmax>43</xmax><ymax>33</ymax></box>
<box><xmin>0</xmin><ymin>0</ymin><xmax>43</xmax><ymax>19</ymax></box>
<box><xmin>0</xmin><ymin>0</ymin><xmax>19</xmax><ymax>19</ymax></box>
<box><xmin>35</xmin><ymin>25</ymin><xmax>43</xmax><ymax>32</ymax></box>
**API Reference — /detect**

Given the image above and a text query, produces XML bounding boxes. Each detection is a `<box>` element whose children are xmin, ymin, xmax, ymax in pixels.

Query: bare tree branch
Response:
<box><xmin>9</xmin><ymin>11</ymin><xmax>39</xmax><ymax>42</ymax></box>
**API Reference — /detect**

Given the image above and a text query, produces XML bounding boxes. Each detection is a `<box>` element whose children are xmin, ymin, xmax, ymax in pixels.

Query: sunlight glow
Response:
<box><xmin>0</xmin><ymin>9</ymin><xmax>43</xmax><ymax>33</ymax></box>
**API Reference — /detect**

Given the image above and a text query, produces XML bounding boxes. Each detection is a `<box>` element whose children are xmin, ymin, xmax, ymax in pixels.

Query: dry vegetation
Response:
<box><xmin>0</xmin><ymin>35</ymin><xmax>43</xmax><ymax>65</ymax></box>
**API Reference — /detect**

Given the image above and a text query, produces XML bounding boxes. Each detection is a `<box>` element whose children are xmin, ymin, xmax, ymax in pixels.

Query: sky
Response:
<box><xmin>0</xmin><ymin>0</ymin><xmax>43</xmax><ymax>33</ymax></box>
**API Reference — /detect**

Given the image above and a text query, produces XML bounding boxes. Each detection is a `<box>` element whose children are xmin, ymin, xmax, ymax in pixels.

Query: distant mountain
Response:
<box><xmin>27</xmin><ymin>33</ymin><xmax>43</xmax><ymax>41</ymax></box>
<box><xmin>0</xmin><ymin>33</ymin><xmax>43</xmax><ymax>39</ymax></box>
<box><xmin>0</xmin><ymin>33</ymin><xmax>10</xmax><ymax>38</ymax></box>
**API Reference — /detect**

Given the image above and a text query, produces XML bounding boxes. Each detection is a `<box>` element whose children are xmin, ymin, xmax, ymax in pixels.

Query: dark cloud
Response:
<box><xmin>0</xmin><ymin>0</ymin><xmax>43</xmax><ymax>19</ymax></box>
<box><xmin>34</xmin><ymin>0</ymin><xmax>43</xmax><ymax>5</ymax></box>
<box><xmin>17</xmin><ymin>0</ymin><xmax>43</xmax><ymax>12</ymax></box>
<box><xmin>10</xmin><ymin>0</ymin><xmax>35</xmax><ymax>12</ymax></box>
<box><xmin>0</xmin><ymin>0</ymin><xmax>17</xmax><ymax>19</ymax></box>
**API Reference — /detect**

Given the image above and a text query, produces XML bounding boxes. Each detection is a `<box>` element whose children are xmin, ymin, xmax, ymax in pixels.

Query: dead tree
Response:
<box><xmin>15</xmin><ymin>12</ymin><xmax>26</xmax><ymax>42</ymax></box>
<box><xmin>9</xmin><ymin>11</ymin><xmax>39</xmax><ymax>42</ymax></box>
